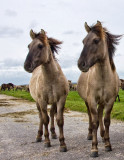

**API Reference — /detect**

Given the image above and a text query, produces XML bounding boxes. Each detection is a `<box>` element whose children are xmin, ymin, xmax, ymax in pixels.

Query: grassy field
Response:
<box><xmin>0</xmin><ymin>89</ymin><xmax>124</xmax><ymax>121</ymax></box>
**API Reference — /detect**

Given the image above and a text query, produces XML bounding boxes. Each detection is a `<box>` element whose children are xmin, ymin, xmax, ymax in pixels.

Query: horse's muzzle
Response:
<box><xmin>78</xmin><ymin>59</ymin><xmax>89</xmax><ymax>72</ymax></box>
<box><xmin>24</xmin><ymin>61</ymin><xmax>33</xmax><ymax>73</ymax></box>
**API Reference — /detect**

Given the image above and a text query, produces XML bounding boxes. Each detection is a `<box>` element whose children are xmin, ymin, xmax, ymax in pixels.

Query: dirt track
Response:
<box><xmin>0</xmin><ymin>94</ymin><xmax>124</xmax><ymax>160</ymax></box>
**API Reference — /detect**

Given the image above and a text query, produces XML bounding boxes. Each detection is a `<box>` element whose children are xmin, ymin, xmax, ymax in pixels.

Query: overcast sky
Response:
<box><xmin>0</xmin><ymin>0</ymin><xmax>124</xmax><ymax>85</ymax></box>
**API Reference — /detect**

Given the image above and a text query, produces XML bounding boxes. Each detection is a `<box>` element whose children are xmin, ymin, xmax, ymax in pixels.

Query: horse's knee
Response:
<box><xmin>42</xmin><ymin>111</ymin><xmax>49</xmax><ymax>125</ymax></box>
<box><xmin>104</xmin><ymin>118</ymin><xmax>110</xmax><ymax>127</ymax></box>
<box><xmin>44</xmin><ymin>115</ymin><xmax>49</xmax><ymax>125</ymax></box>
<box><xmin>92</xmin><ymin>120</ymin><xmax>99</xmax><ymax>129</ymax></box>
<box><xmin>57</xmin><ymin>117</ymin><xmax>64</xmax><ymax>127</ymax></box>
<box><xmin>36</xmin><ymin>103</ymin><xmax>41</xmax><ymax>112</ymax></box>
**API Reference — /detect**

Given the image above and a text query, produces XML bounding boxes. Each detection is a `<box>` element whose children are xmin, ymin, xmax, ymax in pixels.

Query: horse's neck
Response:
<box><xmin>94</xmin><ymin>56</ymin><xmax>113</xmax><ymax>81</ymax></box>
<box><xmin>41</xmin><ymin>58</ymin><xmax>59</xmax><ymax>81</ymax></box>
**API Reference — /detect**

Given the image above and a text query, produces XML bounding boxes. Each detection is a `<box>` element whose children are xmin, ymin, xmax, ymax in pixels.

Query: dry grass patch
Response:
<box><xmin>0</xmin><ymin>109</ymin><xmax>37</xmax><ymax>118</ymax></box>
<box><xmin>14</xmin><ymin>119</ymin><xmax>29</xmax><ymax>123</ymax></box>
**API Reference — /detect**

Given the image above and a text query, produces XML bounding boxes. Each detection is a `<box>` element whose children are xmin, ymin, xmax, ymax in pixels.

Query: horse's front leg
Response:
<box><xmin>36</xmin><ymin>102</ymin><xmax>43</xmax><ymax>142</ymax></box>
<box><xmin>85</xmin><ymin>102</ymin><xmax>92</xmax><ymax>140</ymax></box>
<box><xmin>98</xmin><ymin>105</ymin><xmax>105</xmax><ymax>142</ymax></box>
<box><xmin>40</xmin><ymin>102</ymin><xmax>51</xmax><ymax>147</ymax></box>
<box><xmin>50</xmin><ymin>103</ymin><xmax>57</xmax><ymax>139</ymax></box>
<box><xmin>89</xmin><ymin>103</ymin><xmax>99</xmax><ymax>157</ymax></box>
<box><xmin>57</xmin><ymin>96</ymin><xmax>67</xmax><ymax>152</ymax></box>
<box><xmin>104</xmin><ymin>101</ymin><xmax>114</xmax><ymax>152</ymax></box>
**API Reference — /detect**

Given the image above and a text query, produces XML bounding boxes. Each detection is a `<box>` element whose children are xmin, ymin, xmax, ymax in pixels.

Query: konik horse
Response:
<box><xmin>1</xmin><ymin>83</ymin><xmax>14</xmax><ymax>90</ymax></box>
<box><xmin>77</xmin><ymin>21</ymin><xmax>121</xmax><ymax>157</ymax></box>
<box><xmin>24</xmin><ymin>29</ymin><xmax>69</xmax><ymax>152</ymax></box>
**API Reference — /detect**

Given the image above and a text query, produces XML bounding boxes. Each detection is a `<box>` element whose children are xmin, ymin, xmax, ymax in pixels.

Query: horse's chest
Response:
<box><xmin>48</xmin><ymin>91</ymin><xmax>57</xmax><ymax>104</ymax></box>
<box><xmin>95</xmin><ymin>85</ymin><xmax>115</xmax><ymax>104</ymax></box>
<box><xmin>46</xmin><ymin>85</ymin><xmax>58</xmax><ymax>104</ymax></box>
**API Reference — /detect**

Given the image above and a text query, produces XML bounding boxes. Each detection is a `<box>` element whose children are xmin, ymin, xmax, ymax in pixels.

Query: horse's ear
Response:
<box><xmin>96</xmin><ymin>21</ymin><xmax>104</xmax><ymax>39</ymax></box>
<box><xmin>97</xmin><ymin>20</ymin><xmax>102</xmax><ymax>26</ymax></box>
<box><xmin>85</xmin><ymin>22</ymin><xmax>91</xmax><ymax>33</ymax></box>
<box><xmin>30</xmin><ymin>29</ymin><xmax>36</xmax><ymax>39</ymax></box>
<box><xmin>41</xmin><ymin>29</ymin><xmax>46</xmax><ymax>35</ymax></box>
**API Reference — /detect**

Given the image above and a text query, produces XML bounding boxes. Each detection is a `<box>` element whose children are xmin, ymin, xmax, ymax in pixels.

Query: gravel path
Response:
<box><xmin>0</xmin><ymin>94</ymin><xmax>124</xmax><ymax>160</ymax></box>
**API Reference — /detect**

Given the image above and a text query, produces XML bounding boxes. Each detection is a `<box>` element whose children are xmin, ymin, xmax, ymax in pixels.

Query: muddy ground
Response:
<box><xmin>0</xmin><ymin>94</ymin><xmax>124</xmax><ymax>160</ymax></box>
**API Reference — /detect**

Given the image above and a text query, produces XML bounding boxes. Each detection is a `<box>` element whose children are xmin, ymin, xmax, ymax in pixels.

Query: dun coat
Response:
<box><xmin>77</xmin><ymin>21</ymin><xmax>121</xmax><ymax>157</ymax></box>
<box><xmin>24</xmin><ymin>29</ymin><xmax>69</xmax><ymax>152</ymax></box>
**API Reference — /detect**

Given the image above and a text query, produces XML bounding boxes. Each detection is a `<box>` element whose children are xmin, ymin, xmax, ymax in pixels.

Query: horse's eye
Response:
<box><xmin>38</xmin><ymin>44</ymin><xmax>43</xmax><ymax>49</ymax></box>
<box><xmin>28</xmin><ymin>45</ymin><xmax>30</xmax><ymax>48</ymax></box>
<box><xmin>93</xmin><ymin>39</ymin><xmax>100</xmax><ymax>44</ymax></box>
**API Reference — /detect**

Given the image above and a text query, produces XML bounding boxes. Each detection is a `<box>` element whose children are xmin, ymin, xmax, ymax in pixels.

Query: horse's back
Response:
<box><xmin>56</xmin><ymin>62</ymin><xmax>69</xmax><ymax>90</ymax></box>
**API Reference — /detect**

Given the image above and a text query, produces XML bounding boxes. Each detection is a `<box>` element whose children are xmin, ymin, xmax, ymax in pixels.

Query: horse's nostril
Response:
<box><xmin>82</xmin><ymin>62</ymin><xmax>85</xmax><ymax>67</ymax></box>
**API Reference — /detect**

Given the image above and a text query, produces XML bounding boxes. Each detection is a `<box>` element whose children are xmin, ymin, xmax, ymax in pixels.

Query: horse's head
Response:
<box><xmin>24</xmin><ymin>29</ymin><xmax>62</xmax><ymax>73</ymax></box>
<box><xmin>24</xmin><ymin>29</ymin><xmax>50</xmax><ymax>73</ymax></box>
<box><xmin>78</xmin><ymin>21</ymin><xmax>107</xmax><ymax>72</ymax></box>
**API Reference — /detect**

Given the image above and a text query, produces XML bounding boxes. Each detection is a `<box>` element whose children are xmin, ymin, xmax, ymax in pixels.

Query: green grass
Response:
<box><xmin>0</xmin><ymin>89</ymin><xmax>34</xmax><ymax>102</ymax></box>
<box><xmin>111</xmin><ymin>89</ymin><xmax>124</xmax><ymax>121</ymax></box>
<box><xmin>65</xmin><ymin>91</ymin><xmax>87</xmax><ymax>112</ymax></box>
<box><xmin>0</xmin><ymin>89</ymin><xmax>124</xmax><ymax>121</ymax></box>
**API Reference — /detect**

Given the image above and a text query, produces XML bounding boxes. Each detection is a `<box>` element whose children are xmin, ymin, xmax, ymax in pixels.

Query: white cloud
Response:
<box><xmin>62</xmin><ymin>65</ymin><xmax>81</xmax><ymax>82</ymax></box>
<box><xmin>5</xmin><ymin>9</ymin><xmax>17</xmax><ymax>17</ymax></box>
<box><xmin>0</xmin><ymin>58</ymin><xmax>24</xmax><ymax>68</ymax></box>
<box><xmin>0</xmin><ymin>70</ymin><xmax>31</xmax><ymax>85</ymax></box>
<box><xmin>0</xmin><ymin>58</ymin><xmax>30</xmax><ymax>85</ymax></box>
<box><xmin>0</xmin><ymin>27</ymin><xmax>24</xmax><ymax>38</ymax></box>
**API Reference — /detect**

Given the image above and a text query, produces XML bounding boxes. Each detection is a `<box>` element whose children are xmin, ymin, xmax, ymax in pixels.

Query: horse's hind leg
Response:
<box><xmin>57</xmin><ymin>97</ymin><xmax>67</xmax><ymax>152</ymax></box>
<box><xmin>104</xmin><ymin>103</ymin><xmax>113</xmax><ymax>152</ymax></box>
<box><xmin>50</xmin><ymin>103</ymin><xmax>57</xmax><ymax>139</ymax></box>
<box><xmin>85</xmin><ymin>102</ymin><xmax>92</xmax><ymax>140</ymax></box>
<box><xmin>36</xmin><ymin>102</ymin><xmax>43</xmax><ymax>142</ymax></box>
<box><xmin>118</xmin><ymin>95</ymin><xmax>120</xmax><ymax>102</ymax></box>
<box><xmin>98</xmin><ymin>105</ymin><xmax>105</xmax><ymax>142</ymax></box>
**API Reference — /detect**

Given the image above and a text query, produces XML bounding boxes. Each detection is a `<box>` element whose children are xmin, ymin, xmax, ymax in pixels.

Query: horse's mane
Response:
<box><xmin>90</xmin><ymin>24</ymin><xmax>122</xmax><ymax>71</ymax></box>
<box><xmin>34</xmin><ymin>32</ymin><xmax>62</xmax><ymax>60</ymax></box>
<box><xmin>48</xmin><ymin>37</ymin><xmax>62</xmax><ymax>59</ymax></box>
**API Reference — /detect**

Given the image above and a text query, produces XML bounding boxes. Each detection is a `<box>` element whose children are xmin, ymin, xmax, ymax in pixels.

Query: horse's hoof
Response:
<box><xmin>36</xmin><ymin>138</ymin><xmax>42</xmax><ymax>142</ymax></box>
<box><xmin>60</xmin><ymin>146</ymin><xmax>67</xmax><ymax>152</ymax></box>
<box><xmin>51</xmin><ymin>133</ymin><xmax>57</xmax><ymax>139</ymax></box>
<box><xmin>90</xmin><ymin>151</ymin><xmax>98</xmax><ymax>158</ymax></box>
<box><xmin>87</xmin><ymin>135</ymin><xmax>92</xmax><ymax>140</ymax></box>
<box><xmin>105</xmin><ymin>146</ymin><xmax>112</xmax><ymax>152</ymax></box>
<box><xmin>44</xmin><ymin>142</ymin><xmax>51</xmax><ymax>148</ymax></box>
